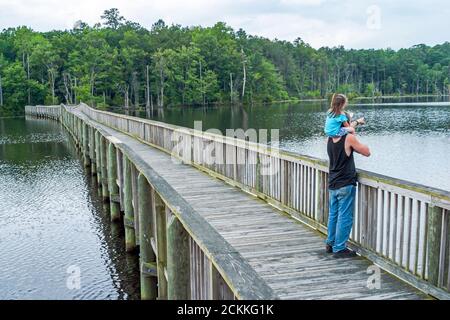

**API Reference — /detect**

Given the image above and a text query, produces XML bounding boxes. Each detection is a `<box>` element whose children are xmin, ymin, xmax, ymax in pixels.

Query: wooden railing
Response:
<box><xmin>25</xmin><ymin>105</ymin><xmax>61</xmax><ymax>119</ymax></box>
<box><xmin>26</xmin><ymin>103</ymin><xmax>450</xmax><ymax>300</ymax></box>
<box><xmin>58</xmin><ymin>104</ymin><xmax>276</xmax><ymax>300</ymax></box>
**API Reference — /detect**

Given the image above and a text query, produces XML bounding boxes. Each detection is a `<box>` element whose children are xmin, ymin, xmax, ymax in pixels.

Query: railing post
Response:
<box><xmin>83</xmin><ymin>123</ymin><xmax>91</xmax><ymax>168</ymax></box>
<box><xmin>427</xmin><ymin>205</ymin><xmax>442</xmax><ymax>286</ymax></box>
<box><xmin>138</xmin><ymin>173</ymin><xmax>158</xmax><ymax>300</ymax></box>
<box><xmin>256</xmin><ymin>153</ymin><xmax>262</xmax><ymax>193</ymax></box>
<box><xmin>89</xmin><ymin>126</ymin><xmax>96</xmax><ymax>175</ymax></box>
<box><xmin>123</xmin><ymin>156</ymin><xmax>137</xmax><ymax>252</ymax></box>
<box><xmin>108</xmin><ymin>142</ymin><xmax>121</xmax><ymax>222</ymax></box>
<box><xmin>131</xmin><ymin>165</ymin><xmax>140</xmax><ymax>245</ymax></box>
<box><xmin>316</xmin><ymin>170</ymin><xmax>325</xmax><ymax>224</ymax></box>
<box><xmin>77</xmin><ymin>118</ymin><xmax>82</xmax><ymax>147</ymax></box>
<box><xmin>100</xmin><ymin>135</ymin><xmax>109</xmax><ymax>201</ymax></box>
<box><xmin>95</xmin><ymin>131</ymin><xmax>101</xmax><ymax>185</ymax></box>
<box><xmin>153</xmin><ymin>189</ymin><xmax>168</xmax><ymax>299</ymax></box>
<box><xmin>167</xmin><ymin>211</ymin><xmax>190</xmax><ymax>300</ymax></box>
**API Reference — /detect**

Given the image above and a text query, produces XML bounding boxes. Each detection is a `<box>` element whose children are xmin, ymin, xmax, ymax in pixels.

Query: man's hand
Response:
<box><xmin>356</xmin><ymin>117</ymin><xmax>366</xmax><ymax>125</ymax></box>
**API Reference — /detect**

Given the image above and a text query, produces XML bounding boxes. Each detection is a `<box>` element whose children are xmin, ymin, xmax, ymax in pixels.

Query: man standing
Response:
<box><xmin>325</xmin><ymin>132</ymin><xmax>371</xmax><ymax>258</ymax></box>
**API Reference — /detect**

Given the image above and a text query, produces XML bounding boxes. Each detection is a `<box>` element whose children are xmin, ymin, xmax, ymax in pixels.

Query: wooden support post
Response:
<box><xmin>89</xmin><ymin>126</ymin><xmax>96</xmax><ymax>176</ymax></box>
<box><xmin>100</xmin><ymin>135</ymin><xmax>109</xmax><ymax>201</ymax></box>
<box><xmin>138</xmin><ymin>173</ymin><xmax>158</xmax><ymax>300</ymax></box>
<box><xmin>167</xmin><ymin>212</ymin><xmax>190</xmax><ymax>299</ymax></box>
<box><xmin>81</xmin><ymin>122</ymin><xmax>89</xmax><ymax>164</ymax></box>
<box><xmin>74</xmin><ymin>118</ymin><xmax>79</xmax><ymax>146</ymax></box>
<box><xmin>153</xmin><ymin>189</ymin><xmax>168</xmax><ymax>299</ymax></box>
<box><xmin>95</xmin><ymin>131</ymin><xmax>101</xmax><ymax>185</ymax></box>
<box><xmin>131</xmin><ymin>165</ymin><xmax>140</xmax><ymax>245</ymax></box>
<box><xmin>123</xmin><ymin>156</ymin><xmax>137</xmax><ymax>252</ymax></box>
<box><xmin>427</xmin><ymin>205</ymin><xmax>442</xmax><ymax>286</ymax></box>
<box><xmin>108</xmin><ymin>142</ymin><xmax>121</xmax><ymax>222</ymax></box>
<box><xmin>82</xmin><ymin>123</ymin><xmax>90</xmax><ymax>167</ymax></box>
<box><xmin>117</xmin><ymin>149</ymin><xmax>124</xmax><ymax>212</ymax></box>
<box><xmin>77</xmin><ymin>118</ymin><xmax>82</xmax><ymax>147</ymax></box>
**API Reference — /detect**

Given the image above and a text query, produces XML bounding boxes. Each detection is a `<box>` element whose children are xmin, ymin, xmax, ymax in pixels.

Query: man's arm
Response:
<box><xmin>346</xmin><ymin>134</ymin><xmax>371</xmax><ymax>157</ymax></box>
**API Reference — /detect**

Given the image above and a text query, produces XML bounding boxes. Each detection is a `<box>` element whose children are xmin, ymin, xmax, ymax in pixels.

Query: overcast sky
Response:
<box><xmin>0</xmin><ymin>0</ymin><xmax>448</xmax><ymax>49</ymax></box>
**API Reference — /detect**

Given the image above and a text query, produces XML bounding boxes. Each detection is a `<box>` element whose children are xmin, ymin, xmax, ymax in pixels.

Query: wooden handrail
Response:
<box><xmin>26</xmin><ymin>103</ymin><xmax>450</xmax><ymax>299</ymax></box>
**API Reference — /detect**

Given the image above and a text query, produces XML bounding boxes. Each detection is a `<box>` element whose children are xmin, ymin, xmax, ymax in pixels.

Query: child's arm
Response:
<box><xmin>341</xmin><ymin>113</ymin><xmax>354</xmax><ymax>130</ymax></box>
<box><xmin>343</xmin><ymin>113</ymin><xmax>365</xmax><ymax>129</ymax></box>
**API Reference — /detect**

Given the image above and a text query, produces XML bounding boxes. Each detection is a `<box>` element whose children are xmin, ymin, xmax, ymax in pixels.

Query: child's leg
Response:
<box><xmin>336</xmin><ymin>127</ymin><xmax>354</xmax><ymax>137</ymax></box>
<box><xmin>344</xmin><ymin>126</ymin><xmax>355</xmax><ymax>134</ymax></box>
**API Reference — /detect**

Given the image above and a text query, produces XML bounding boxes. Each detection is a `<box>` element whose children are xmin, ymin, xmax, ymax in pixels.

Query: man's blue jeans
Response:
<box><xmin>326</xmin><ymin>184</ymin><xmax>356</xmax><ymax>253</ymax></box>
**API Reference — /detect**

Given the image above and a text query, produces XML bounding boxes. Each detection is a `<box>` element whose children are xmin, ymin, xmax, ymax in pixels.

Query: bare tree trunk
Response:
<box><xmin>27</xmin><ymin>53</ymin><xmax>31</xmax><ymax>104</ymax></box>
<box><xmin>159</xmin><ymin>66</ymin><xmax>164</xmax><ymax>108</ymax></box>
<box><xmin>0</xmin><ymin>75</ymin><xmax>3</xmax><ymax>107</ymax></box>
<box><xmin>125</xmin><ymin>86</ymin><xmax>129</xmax><ymax>110</ymax></box>
<box><xmin>241</xmin><ymin>49</ymin><xmax>246</xmax><ymax>102</ymax></box>
<box><xmin>150</xmin><ymin>93</ymin><xmax>153</xmax><ymax>112</ymax></box>
<box><xmin>48</xmin><ymin>69</ymin><xmax>56</xmax><ymax>104</ymax></box>
<box><xmin>63</xmin><ymin>73</ymin><xmax>73</xmax><ymax>105</ymax></box>
<box><xmin>146</xmin><ymin>65</ymin><xmax>150</xmax><ymax>110</ymax></box>
<box><xmin>230</xmin><ymin>73</ymin><xmax>233</xmax><ymax>105</ymax></box>
<box><xmin>63</xmin><ymin>74</ymin><xmax>69</xmax><ymax>104</ymax></box>
<box><xmin>416</xmin><ymin>76</ymin><xmax>420</xmax><ymax>96</ymax></box>
<box><xmin>74</xmin><ymin>77</ymin><xmax>77</xmax><ymax>104</ymax></box>
<box><xmin>132</xmin><ymin>71</ymin><xmax>139</xmax><ymax>108</ymax></box>
<box><xmin>90</xmin><ymin>71</ymin><xmax>95</xmax><ymax>97</ymax></box>
<box><xmin>199</xmin><ymin>60</ymin><xmax>205</xmax><ymax>106</ymax></box>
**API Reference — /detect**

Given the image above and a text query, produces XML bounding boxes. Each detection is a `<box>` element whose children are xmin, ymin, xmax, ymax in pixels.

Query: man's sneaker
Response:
<box><xmin>325</xmin><ymin>244</ymin><xmax>333</xmax><ymax>253</ymax></box>
<box><xmin>333</xmin><ymin>248</ymin><xmax>357</xmax><ymax>258</ymax></box>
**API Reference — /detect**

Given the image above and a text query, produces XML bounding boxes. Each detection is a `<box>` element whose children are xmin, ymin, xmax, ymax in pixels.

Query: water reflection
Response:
<box><xmin>0</xmin><ymin>117</ymin><xmax>139</xmax><ymax>300</ymax></box>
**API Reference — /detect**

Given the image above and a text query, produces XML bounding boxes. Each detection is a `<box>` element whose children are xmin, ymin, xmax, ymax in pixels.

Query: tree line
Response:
<box><xmin>0</xmin><ymin>8</ymin><xmax>449</xmax><ymax>116</ymax></box>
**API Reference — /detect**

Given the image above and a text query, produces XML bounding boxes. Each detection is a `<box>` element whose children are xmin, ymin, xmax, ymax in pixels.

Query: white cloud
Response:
<box><xmin>0</xmin><ymin>0</ymin><xmax>448</xmax><ymax>49</ymax></box>
<box><xmin>279</xmin><ymin>0</ymin><xmax>324</xmax><ymax>5</ymax></box>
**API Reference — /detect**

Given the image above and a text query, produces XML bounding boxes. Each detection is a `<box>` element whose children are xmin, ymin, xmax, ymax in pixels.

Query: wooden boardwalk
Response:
<box><xmin>70</xmin><ymin>107</ymin><xmax>429</xmax><ymax>300</ymax></box>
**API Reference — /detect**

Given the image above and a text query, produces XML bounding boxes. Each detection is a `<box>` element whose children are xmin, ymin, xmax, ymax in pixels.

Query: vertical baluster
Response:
<box><xmin>388</xmin><ymin>192</ymin><xmax>397</xmax><ymax>260</ymax></box>
<box><xmin>404</xmin><ymin>197</ymin><xmax>413</xmax><ymax>270</ymax></box>
<box><xmin>417</xmin><ymin>201</ymin><xmax>427</xmax><ymax>277</ymax></box>
<box><xmin>396</xmin><ymin>195</ymin><xmax>405</xmax><ymax>265</ymax></box>
<box><xmin>409</xmin><ymin>199</ymin><xmax>419</xmax><ymax>273</ymax></box>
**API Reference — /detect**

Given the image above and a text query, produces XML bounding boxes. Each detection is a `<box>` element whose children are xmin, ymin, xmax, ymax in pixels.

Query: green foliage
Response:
<box><xmin>2</xmin><ymin>62</ymin><xmax>28</xmax><ymax>107</ymax></box>
<box><xmin>0</xmin><ymin>8</ymin><xmax>450</xmax><ymax>116</ymax></box>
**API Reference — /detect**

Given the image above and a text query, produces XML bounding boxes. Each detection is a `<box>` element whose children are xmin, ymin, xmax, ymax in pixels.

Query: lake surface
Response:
<box><xmin>0</xmin><ymin>117</ymin><xmax>139</xmax><ymax>299</ymax></box>
<box><xmin>117</xmin><ymin>99</ymin><xmax>450</xmax><ymax>191</ymax></box>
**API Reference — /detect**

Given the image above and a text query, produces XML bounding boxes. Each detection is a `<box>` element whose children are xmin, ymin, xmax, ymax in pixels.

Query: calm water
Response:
<box><xmin>117</xmin><ymin>100</ymin><xmax>450</xmax><ymax>191</ymax></box>
<box><xmin>0</xmin><ymin>117</ymin><xmax>139</xmax><ymax>299</ymax></box>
